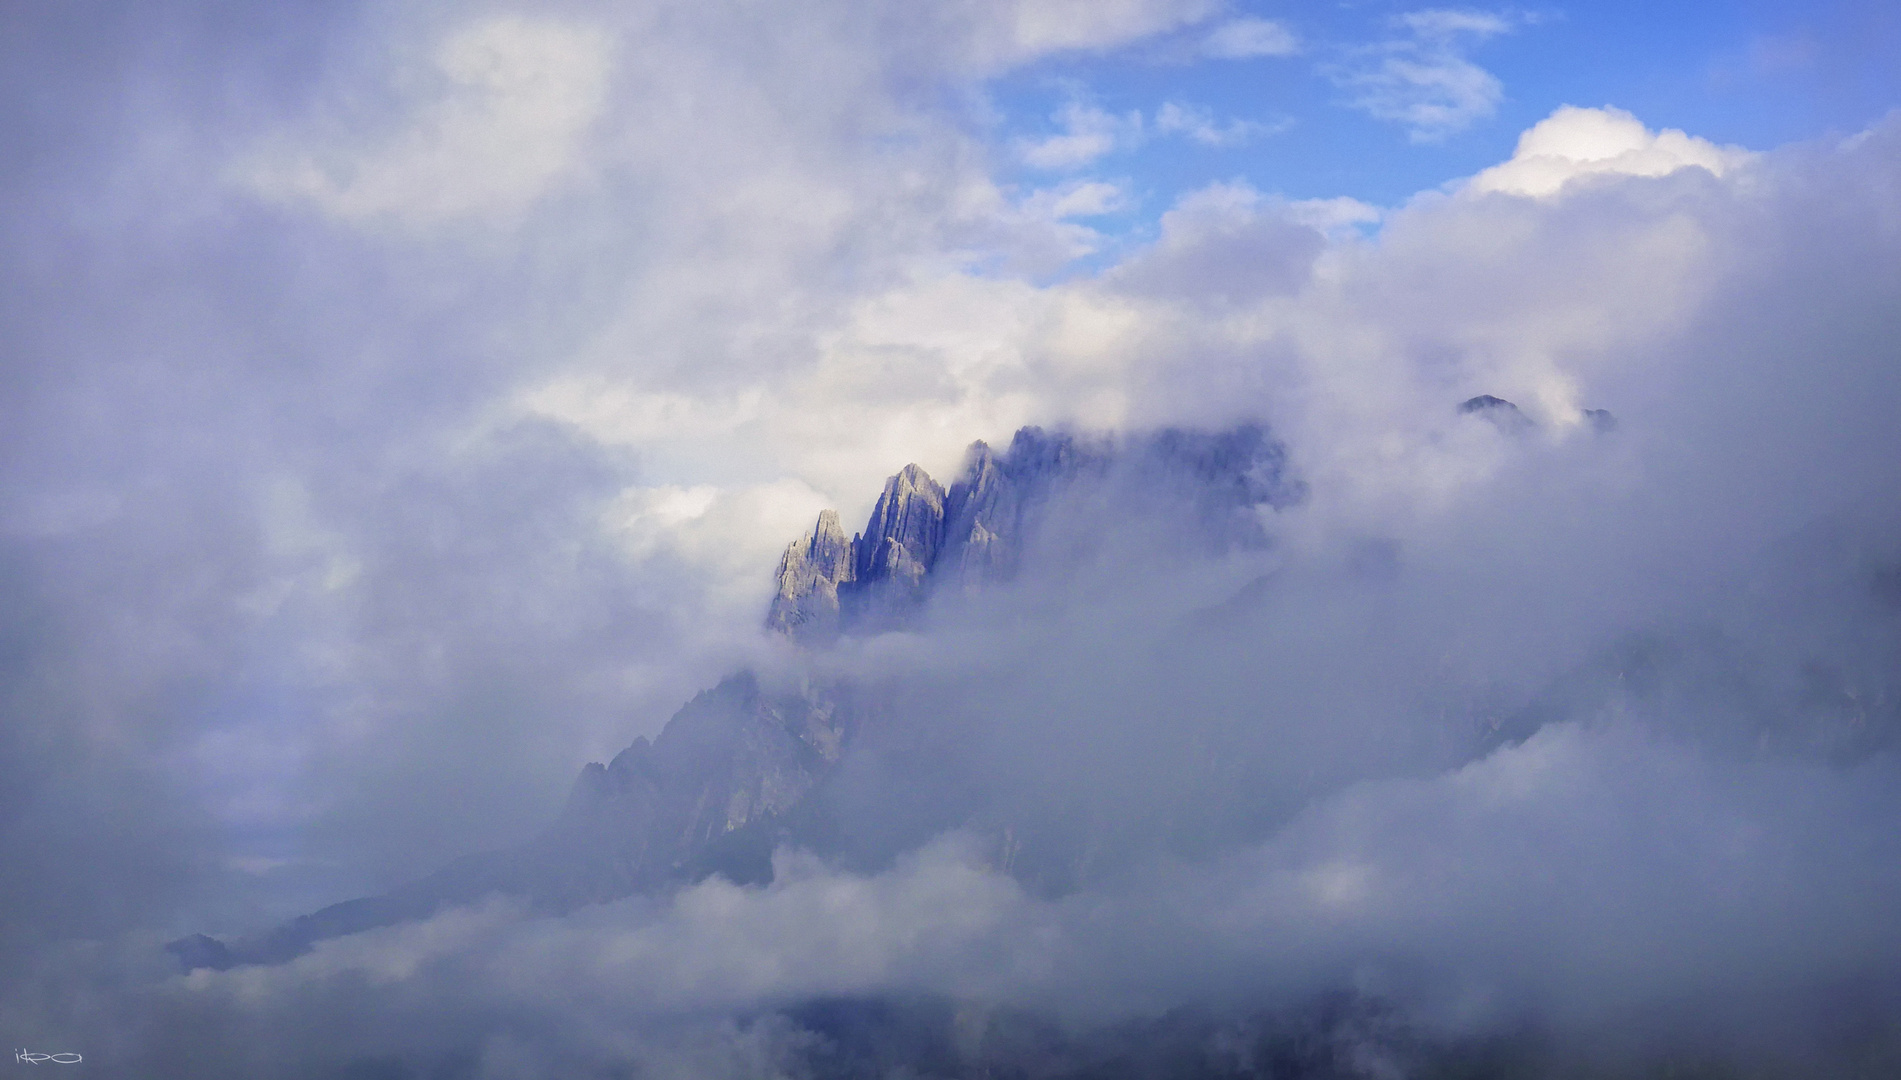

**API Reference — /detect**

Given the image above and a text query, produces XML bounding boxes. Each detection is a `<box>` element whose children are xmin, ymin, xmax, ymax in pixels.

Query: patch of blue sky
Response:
<box><xmin>982</xmin><ymin>0</ymin><xmax>1901</xmax><ymax>250</ymax></box>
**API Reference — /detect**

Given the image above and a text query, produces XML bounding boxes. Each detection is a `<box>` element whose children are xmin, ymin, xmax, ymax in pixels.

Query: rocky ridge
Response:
<box><xmin>770</xmin><ymin>424</ymin><xmax>1299</xmax><ymax>641</ymax></box>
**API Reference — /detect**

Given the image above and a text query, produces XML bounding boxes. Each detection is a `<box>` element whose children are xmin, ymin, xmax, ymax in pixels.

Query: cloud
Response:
<box><xmin>1467</xmin><ymin>105</ymin><xmax>1757</xmax><ymax>197</ymax></box>
<box><xmin>38</xmin><ymin>716</ymin><xmax>1901</xmax><ymax>1075</ymax></box>
<box><xmin>1016</xmin><ymin>99</ymin><xmax>1144</xmax><ymax>169</ymax></box>
<box><xmin>1331</xmin><ymin>8</ymin><xmax>1523</xmax><ymax>141</ymax></box>
<box><xmin>240</xmin><ymin>17</ymin><xmax>613</xmax><ymax>225</ymax></box>
<box><xmin>1154</xmin><ymin>101</ymin><xmax>1286</xmax><ymax>146</ymax></box>
<box><xmin>4</xmin><ymin>0</ymin><xmax>1901</xmax><ymax>1070</ymax></box>
<box><xmin>1281</xmin><ymin>194</ymin><xmax>1383</xmax><ymax>233</ymax></box>
<box><xmin>1201</xmin><ymin>16</ymin><xmax>1300</xmax><ymax>59</ymax></box>
<box><xmin>1018</xmin><ymin>178</ymin><xmax>1131</xmax><ymax>219</ymax></box>
<box><xmin>969</xmin><ymin>0</ymin><xmax>1222</xmax><ymax>71</ymax></box>
<box><xmin>1020</xmin><ymin>99</ymin><xmax>1280</xmax><ymax>170</ymax></box>
<box><xmin>1106</xmin><ymin>181</ymin><xmax>1329</xmax><ymax>304</ymax></box>
<box><xmin>1394</xmin><ymin>8</ymin><xmax>1515</xmax><ymax>39</ymax></box>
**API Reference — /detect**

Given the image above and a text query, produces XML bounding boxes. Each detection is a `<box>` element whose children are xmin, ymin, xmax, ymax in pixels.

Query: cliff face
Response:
<box><xmin>846</xmin><ymin>464</ymin><xmax>948</xmax><ymax>624</ymax></box>
<box><xmin>937</xmin><ymin>428</ymin><xmax>1099</xmax><ymax>593</ymax></box>
<box><xmin>528</xmin><ymin>671</ymin><xmax>869</xmax><ymax>903</ymax></box>
<box><xmin>766</xmin><ymin>509</ymin><xmax>855</xmax><ymax>639</ymax></box>
<box><xmin>172</xmin><ymin>423</ymin><xmax>1302</xmax><ymax>971</ymax></box>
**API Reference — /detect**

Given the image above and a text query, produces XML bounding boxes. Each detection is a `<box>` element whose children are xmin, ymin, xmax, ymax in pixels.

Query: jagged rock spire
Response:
<box><xmin>763</xmin><ymin>429</ymin><xmax>1094</xmax><ymax>640</ymax></box>
<box><xmin>766</xmin><ymin>424</ymin><xmax>1299</xmax><ymax>644</ymax></box>
<box><xmin>852</xmin><ymin>463</ymin><xmax>947</xmax><ymax>610</ymax></box>
<box><xmin>939</xmin><ymin>440</ymin><xmax>1020</xmax><ymax>590</ymax></box>
<box><xmin>768</xmin><ymin>462</ymin><xmax>956</xmax><ymax>641</ymax></box>
<box><xmin>767</xmin><ymin>509</ymin><xmax>855</xmax><ymax>641</ymax></box>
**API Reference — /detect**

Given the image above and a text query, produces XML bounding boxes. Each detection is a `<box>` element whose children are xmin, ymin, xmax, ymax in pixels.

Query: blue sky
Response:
<box><xmin>986</xmin><ymin>0</ymin><xmax>1901</xmax><ymax>218</ymax></box>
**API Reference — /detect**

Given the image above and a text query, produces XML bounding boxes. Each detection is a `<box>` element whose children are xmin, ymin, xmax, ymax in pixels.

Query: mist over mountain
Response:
<box><xmin>6</xmin><ymin>3</ymin><xmax>1901</xmax><ymax>1077</ymax></box>
<box><xmin>139</xmin><ymin>404</ymin><xmax>1901</xmax><ymax>1077</ymax></box>
<box><xmin>170</xmin><ymin>423</ymin><xmax>1308</xmax><ymax>967</ymax></box>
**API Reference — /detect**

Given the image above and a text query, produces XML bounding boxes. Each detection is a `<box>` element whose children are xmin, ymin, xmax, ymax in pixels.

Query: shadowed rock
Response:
<box><xmin>171</xmin><ymin>673</ymin><xmax>868</xmax><ymax>969</ymax></box>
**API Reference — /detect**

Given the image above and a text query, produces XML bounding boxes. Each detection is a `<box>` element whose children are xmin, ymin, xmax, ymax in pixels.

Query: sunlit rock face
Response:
<box><xmin>766</xmin><ymin>509</ymin><xmax>855</xmax><ymax>639</ymax></box>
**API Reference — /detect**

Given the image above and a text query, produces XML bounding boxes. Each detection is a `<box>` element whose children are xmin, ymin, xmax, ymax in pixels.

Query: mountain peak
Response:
<box><xmin>1457</xmin><ymin>394</ymin><xmax>1618</xmax><ymax>435</ymax></box>
<box><xmin>768</xmin><ymin>424</ymin><xmax>1298</xmax><ymax>643</ymax></box>
<box><xmin>855</xmin><ymin>464</ymin><xmax>947</xmax><ymax>590</ymax></box>
<box><xmin>766</xmin><ymin>509</ymin><xmax>856</xmax><ymax>639</ymax></box>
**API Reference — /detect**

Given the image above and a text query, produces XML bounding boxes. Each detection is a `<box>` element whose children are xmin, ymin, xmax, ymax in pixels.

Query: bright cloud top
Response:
<box><xmin>1468</xmin><ymin>105</ymin><xmax>1757</xmax><ymax>198</ymax></box>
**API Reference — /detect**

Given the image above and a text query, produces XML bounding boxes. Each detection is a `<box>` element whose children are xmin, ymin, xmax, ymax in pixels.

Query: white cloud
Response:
<box><xmin>1154</xmin><ymin>101</ymin><xmax>1284</xmax><ymax>146</ymax></box>
<box><xmin>1467</xmin><ymin>105</ymin><xmax>1757</xmax><ymax>198</ymax></box>
<box><xmin>936</xmin><ymin>0</ymin><xmax>1220</xmax><ymax>74</ymax></box>
<box><xmin>998</xmin><ymin>0</ymin><xmax>1222</xmax><ymax>62</ymax></box>
<box><xmin>1202</xmin><ymin>16</ymin><xmax>1300</xmax><ymax>59</ymax></box>
<box><xmin>1017</xmin><ymin>99</ymin><xmax>1143</xmax><ymax>169</ymax></box>
<box><xmin>1022</xmin><ymin>99</ymin><xmax>1281</xmax><ymax>169</ymax></box>
<box><xmin>241</xmin><ymin>17</ymin><xmax>612</xmax><ymax>225</ymax></box>
<box><xmin>600</xmin><ymin>478</ymin><xmax>843</xmax><ymax>628</ymax></box>
<box><xmin>1395</xmin><ymin>8</ymin><xmax>1515</xmax><ymax>39</ymax></box>
<box><xmin>1337</xmin><ymin>54</ymin><xmax>1501</xmax><ymax>142</ymax></box>
<box><xmin>1332</xmin><ymin>8</ymin><xmax>1523</xmax><ymax>141</ymax></box>
<box><xmin>1283</xmin><ymin>195</ymin><xmax>1383</xmax><ymax>233</ymax></box>
<box><xmin>1020</xmin><ymin>178</ymin><xmax>1130</xmax><ymax>218</ymax></box>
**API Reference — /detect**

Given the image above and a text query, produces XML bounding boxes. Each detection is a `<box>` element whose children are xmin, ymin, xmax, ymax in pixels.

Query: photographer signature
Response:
<box><xmin>13</xmin><ymin>1050</ymin><xmax>81</xmax><ymax>1065</ymax></box>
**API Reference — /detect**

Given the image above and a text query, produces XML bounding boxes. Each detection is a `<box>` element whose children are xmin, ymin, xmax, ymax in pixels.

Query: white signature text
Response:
<box><xmin>13</xmin><ymin>1050</ymin><xmax>81</xmax><ymax>1065</ymax></box>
